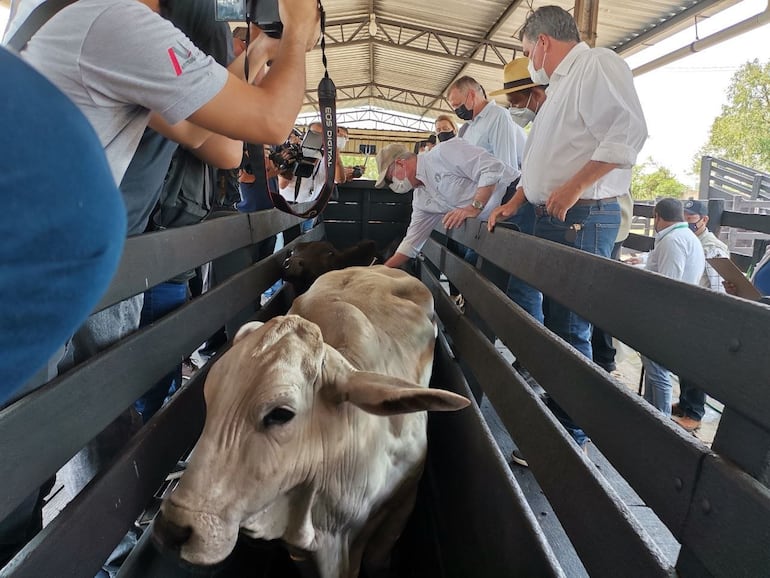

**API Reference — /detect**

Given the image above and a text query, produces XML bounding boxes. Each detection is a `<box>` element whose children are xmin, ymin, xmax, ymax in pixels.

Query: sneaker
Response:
<box><xmin>672</xmin><ymin>415</ymin><xmax>701</xmax><ymax>432</ymax></box>
<box><xmin>510</xmin><ymin>449</ymin><xmax>528</xmax><ymax>467</ymax></box>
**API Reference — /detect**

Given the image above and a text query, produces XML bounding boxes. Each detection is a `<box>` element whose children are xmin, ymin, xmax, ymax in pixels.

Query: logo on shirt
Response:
<box><xmin>167</xmin><ymin>41</ymin><xmax>194</xmax><ymax>76</ymax></box>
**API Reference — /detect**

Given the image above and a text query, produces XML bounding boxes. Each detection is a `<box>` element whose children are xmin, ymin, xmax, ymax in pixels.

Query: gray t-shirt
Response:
<box><xmin>21</xmin><ymin>0</ymin><xmax>229</xmax><ymax>184</ymax></box>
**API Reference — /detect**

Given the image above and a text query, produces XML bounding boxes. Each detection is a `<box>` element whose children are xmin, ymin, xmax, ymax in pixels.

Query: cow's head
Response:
<box><xmin>282</xmin><ymin>240</ymin><xmax>380</xmax><ymax>294</ymax></box>
<box><xmin>153</xmin><ymin>315</ymin><xmax>468</xmax><ymax>566</ymax></box>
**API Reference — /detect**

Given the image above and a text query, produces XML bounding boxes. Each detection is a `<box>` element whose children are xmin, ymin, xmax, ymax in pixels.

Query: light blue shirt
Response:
<box><xmin>460</xmin><ymin>100</ymin><xmax>526</xmax><ymax>171</ymax></box>
<box><xmin>396</xmin><ymin>138</ymin><xmax>519</xmax><ymax>258</ymax></box>
<box><xmin>646</xmin><ymin>223</ymin><xmax>705</xmax><ymax>284</ymax></box>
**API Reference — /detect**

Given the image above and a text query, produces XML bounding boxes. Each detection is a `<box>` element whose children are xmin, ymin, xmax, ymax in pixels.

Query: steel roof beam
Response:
<box><xmin>304</xmin><ymin>83</ymin><xmax>452</xmax><ymax>116</ymax></box>
<box><xmin>323</xmin><ymin>17</ymin><xmax>521</xmax><ymax>66</ymax></box>
<box><xmin>424</xmin><ymin>0</ymin><xmax>528</xmax><ymax>116</ymax></box>
<box><xmin>298</xmin><ymin>107</ymin><xmax>435</xmax><ymax>131</ymax></box>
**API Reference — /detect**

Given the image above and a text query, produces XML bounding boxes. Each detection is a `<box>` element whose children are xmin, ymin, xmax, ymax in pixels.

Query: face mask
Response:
<box><xmin>509</xmin><ymin>106</ymin><xmax>536</xmax><ymax>127</ymax></box>
<box><xmin>527</xmin><ymin>41</ymin><xmax>550</xmax><ymax>85</ymax></box>
<box><xmin>389</xmin><ymin>176</ymin><xmax>412</xmax><ymax>194</ymax></box>
<box><xmin>688</xmin><ymin>220</ymin><xmax>701</xmax><ymax>233</ymax></box>
<box><xmin>437</xmin><ymin>131</ymin><xmax>455</xmax><ymax>142</ymax></box>
<box><xmin>453</xmin><ymin>92</ymin><xmax>474</xmax><ymax>121</ymax></box>
<box><xmin>337</xmin><ymin>137</ymin><xmax>348</xmax><ymax>149</ymax></box>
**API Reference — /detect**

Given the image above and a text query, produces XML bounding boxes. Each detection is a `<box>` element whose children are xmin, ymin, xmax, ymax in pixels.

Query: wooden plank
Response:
<box><xmin>0</xmin><ymin>240</ymin><xmax>306</xmax><ymax>521</ymax></box>
<box><xmin>1</xmin><ymin>297</ymin><xmax>288</xmax><ymax>578</ymax></box>
<box><xmin>434</xmin><ymin>221</ymin><xmax>770</xmax><ymax>432</ymax></box>
<box><xmin>623</xmin><ymin>232</ymin><xmax>655</xmax><ymax>252</ymax></box>
<box><xmin>96</xmin><ymin>210</ymin><xmax>303</xmax><ymax>312</ymax></box>
<box><xmin>422</xmin><ymin>240</ymin><xmax>710</xmax><ymax>531</ymax></box>
<box><xmin>421</xmin><ymin>265</ymin><xmax>672</xmax><ymax>577</ymax></box>
<box><xmin>426</xmin><ymin>335</ymin><xmax>565</xmax><ymax>578</ymax></box>
<box><xmin>678</xmin><ymin>455</ymin><xmax>770</xmax><ymax>578</ymax></box>
<box><xmin>720</xmin><ymin>211</ymin><xmax>770</xmax><ymax>235</ymax></box>
<box><xmin>633</xmin><ymin>203</ymin><xmax>655</xmax><ymax>218</ymax></box>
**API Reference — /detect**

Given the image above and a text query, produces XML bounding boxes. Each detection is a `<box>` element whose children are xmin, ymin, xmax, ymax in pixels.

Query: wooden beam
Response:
<box><xmin>573</xmin><ymin>0</ymin><xmax>600</xmax><ymax>47</ymax></box>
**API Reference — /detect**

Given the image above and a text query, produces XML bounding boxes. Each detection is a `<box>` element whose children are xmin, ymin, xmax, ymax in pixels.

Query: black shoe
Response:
<box><xmin>510</xmin><ymin>449</ymin><xmax>529</xmax><ymax>468</ymax></box>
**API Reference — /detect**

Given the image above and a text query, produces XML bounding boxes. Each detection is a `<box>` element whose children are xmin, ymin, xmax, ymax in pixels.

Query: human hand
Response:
<box><xmin>487</xmin><ymin>201</ymin><xmax>519</xmax><ymax>231</ymax></box>
<box><xmin>545</xmin><ymin>184</ymin><xmax>582</xmax><ymax>222</ymax></box>
<box><xmin>723</xmin><ymin>281</ymin><xmax>738</xmax><ymax>296</ymax></box>
<box><xmin>278</xmin><ymin>0</ymin><xmax>321</xmax><ymax>51</ymax></box>
<box><xmin>443</xmin><ymin>206</ymin><xmax>480</xmax><ymax>230</ymax></box>
<box><xmin>344</xmin><ymin>166</ymin><xmax>355</xmax><ymax>182</ymax></box>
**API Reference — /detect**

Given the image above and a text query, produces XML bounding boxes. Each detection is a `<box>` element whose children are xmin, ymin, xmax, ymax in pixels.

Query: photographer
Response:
<box><xmin>277</xmin><ymin>121</ymin><xmax>347</xmax><ymax>204</ymax></box>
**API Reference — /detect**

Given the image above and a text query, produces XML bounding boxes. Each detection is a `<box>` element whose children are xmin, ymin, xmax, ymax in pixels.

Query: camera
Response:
<box><xmin>351</xmin><ymin>166</ymin><xmax>364</xmax><ymax>179</ymax></box>
<box><xmin>269</xmin><ymin>129</ymin><xmax>324</xmax><ymax>179</ymax></box>
<box><xmin>215</xmin><ymin>0</ymin><xmax>282</xmax><ymax>38</ymax></box>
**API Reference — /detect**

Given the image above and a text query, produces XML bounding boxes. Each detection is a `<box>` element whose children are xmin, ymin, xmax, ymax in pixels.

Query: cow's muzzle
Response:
<box><xmin>152</xmin><ymin>510</ymin><xmax>193</xmax><ymax>552</ymax></box>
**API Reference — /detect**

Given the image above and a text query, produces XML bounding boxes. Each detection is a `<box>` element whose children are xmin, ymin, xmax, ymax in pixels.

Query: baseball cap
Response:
<box><xmin>683</xmin><ymin>199</ymin><xmax>708</xmax><ymax>217</ymax></box>
<box><xmin>375</xmin><ymin>144</ymin><xmax>408</xmax><ymax>188</ymax></box>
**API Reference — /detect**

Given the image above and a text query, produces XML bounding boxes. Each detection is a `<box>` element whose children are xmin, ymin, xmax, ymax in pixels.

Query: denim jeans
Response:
<box><xmin>677</xmin><ymin>380</ymin><xmax>706</xmax><ymax>420</ymax></box>
<box><xmin>504</xmin><ymin>203</ymin><xmax>544</xmax><ymax>323</ymax></box>
<box><xmin>134</xmin><ymin>282</ymin><xmax>188</xmax><ymax>422</ymax></box>
<box><xmin>642</xmin><ymin>357</ymin><xmax>673</xmax><ymax>416</ymax></box>
<box><xmin>534</xmin><ymin>200</ymin><xmax>621</xmax><ymax>446</ymax></box>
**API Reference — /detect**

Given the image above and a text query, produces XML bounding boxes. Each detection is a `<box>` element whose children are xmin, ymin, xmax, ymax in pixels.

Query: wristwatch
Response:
<box><xmin>471</xmin><ymin>199</ymin><xmax>485</xmax><ymax>211</ymax></box>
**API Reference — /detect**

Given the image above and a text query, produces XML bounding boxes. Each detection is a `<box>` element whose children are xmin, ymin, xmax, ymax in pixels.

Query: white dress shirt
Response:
<box><xmin>460</xmin><ymin>100</ymin><xmax>526</xmax><ymax>171</ymax></box>
<box><xmin>646</xmin><ymin>223</ymin><xmax>705</xmax><ymax>284</ymax></box>
<box><xmin>396</xmin><ymin>138</ymin><xmax>519</xmax><ymax>258</ymax></box>
<box><xmin>521</xmin><ymin>42</ymin><xmax>648</xmax><ymax>205</ymax></box>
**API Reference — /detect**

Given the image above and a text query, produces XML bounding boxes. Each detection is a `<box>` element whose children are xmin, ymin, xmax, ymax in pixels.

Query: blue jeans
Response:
<box><xmin>534</xmin><ymin>200</ymin><xmax>621</xmax><ymax>446</ymax></box>
<box><xmin>134</xmin><ymin>282</ymin><xmax>188</xmax><ymax>422</ymax></box>
<box><xmin>642</xmin><ymin>357</ymin><xmax>673</xmax><ymax>416</ymax></box>
<box><xmin>504</xmin><ymin>203</ymin><xmax>544</xmax><ymax>323</ymax></box>
<box><xmin>677</xmin><ymin>380</ymin><xmax>706</xmax><ymax>420</ymax></box>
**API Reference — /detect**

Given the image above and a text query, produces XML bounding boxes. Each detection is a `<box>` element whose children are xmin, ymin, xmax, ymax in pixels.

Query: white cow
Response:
<box><xmin>154</xmin><ymin>265</ymin><xmax>469</xmax><ymax>577</ymax></box>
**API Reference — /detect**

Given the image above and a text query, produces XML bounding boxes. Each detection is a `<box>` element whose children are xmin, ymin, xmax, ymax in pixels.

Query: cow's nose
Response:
<box><xmin>282</xmin><ymin>257</ymin><xmax>292</xmax><ymax>269</ymax></box>
<box><xmin>152</xmin><ymin>510</ymin><xmax>193</xmax><ymax>552</ymax></box>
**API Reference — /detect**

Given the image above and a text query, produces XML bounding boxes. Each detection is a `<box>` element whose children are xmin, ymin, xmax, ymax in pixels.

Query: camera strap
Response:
<box><xmin>269</xmin><ymin>1</ymin><xmax>337</xmax><ymax>220</ymax></box>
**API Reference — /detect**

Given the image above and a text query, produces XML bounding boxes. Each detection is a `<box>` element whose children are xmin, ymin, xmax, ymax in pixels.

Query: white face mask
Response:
<box><xmin>337</xmin><ymin>136</ymin><xmax>348</xmax><ymax>149</ymax></box>
<box><xmin>509</xmin><ymin>94</ymin><xmax>537</xmax><ymax>127</ymax></box>
<box><xmin>389</xmin><ymin>176</ymin><xmax>412</xmax><ymax>194</ymax></box>
<box><xmin>527</xmin><ymin>41</ymin><xmax>550</xmax><ymax>85</ymax></box>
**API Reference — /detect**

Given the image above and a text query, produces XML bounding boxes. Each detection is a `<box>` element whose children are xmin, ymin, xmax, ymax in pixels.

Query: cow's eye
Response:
<box><xmin>263</xmin><ymin>407</ymin><xmax>295</xmax><ymax>428</ymax></box>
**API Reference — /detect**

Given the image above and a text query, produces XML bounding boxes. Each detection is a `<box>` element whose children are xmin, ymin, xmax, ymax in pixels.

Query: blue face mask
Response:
<box><xmin>688</xmin><ymin>219</ymin><xmax>702</xmax><ymax>233</ymax></box>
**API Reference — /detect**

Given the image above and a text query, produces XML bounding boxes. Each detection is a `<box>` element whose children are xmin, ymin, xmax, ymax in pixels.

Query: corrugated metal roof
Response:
<box><xmin>301</xmin><ymin>0</ymin><xmax>741</xmax><ymax>123</ymax></box>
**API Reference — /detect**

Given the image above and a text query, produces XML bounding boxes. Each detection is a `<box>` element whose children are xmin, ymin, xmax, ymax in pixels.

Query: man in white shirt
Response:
<box><xmin>487</xmin><ymin>5</ymin><xmax>647</xmax><ymax>448</ymax></box>
<box><xmin>671</xmin><ymin>199</ymin><xmax>729</xmax><ymax>431</ymax></box>
<box><xmin>643</xmin><ymin>198</ymin><xmax>705</xmax><ymax>415</ymax></box>
<box><xmin>375</xmin><ymin>141</ymin><xmax>519</xmax><ymax>269</ymax></box>
<box><xmin>446</xmin><ymin>76</ymin><xmax>526</xmax><ymax>173</ymax></box>
<box><xmin>448</xmin><ymin>73</ymin><xmax>541</xmax><ymax>324</ymax></box>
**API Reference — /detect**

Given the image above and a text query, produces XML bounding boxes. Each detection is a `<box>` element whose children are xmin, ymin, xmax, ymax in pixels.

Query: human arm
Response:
<box><xmin>488</xmin><ymin>186</ymin><xmax>526</xmax><ymax>230</ymax></box>
<box><xmin>443</xmin><ymin>184</ymin><xmax>495</xmax><ymax>229</ymax></box>
<box><xmin>546</xmin><ymin>52</ymin><xmax>647</xmax><ymax>221</ymax></box>
<box><xmin>186</xmin><ymin>0</ymin><xmax>319</xmax><ymax>144</ymax></box>
<box><xmin>545</xmin><ymin>160</ymin><xmax>618</xmax><ymax>221</ymax></box>
<box><xmin>148</xmin><ymin>114</ymin><xmax>242</xmax><ymax>168</ymax></box>
<box><xmin>385</xmin><ymin>209</ymin><xmax>444</xmax><ymax>267</ymax></box>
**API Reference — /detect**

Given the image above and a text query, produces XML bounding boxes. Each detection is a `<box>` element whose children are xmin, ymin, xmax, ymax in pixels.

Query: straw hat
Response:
<box><xmin>489</xmin><ymin>57</ymin><xmax>539</xmax><ymax>96</ymax></box>
<box><xmin>375</xmin><ymin>144</ymin><xmax>408</xmax><ymax>188</ymax></box>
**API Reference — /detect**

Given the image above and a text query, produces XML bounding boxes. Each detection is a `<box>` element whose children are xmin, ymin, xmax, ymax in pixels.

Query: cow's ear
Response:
<box><xmin>342</xmin><ymin>372</ymin><xmax>470</xmax><ymax>415</ymax></box>
<box><xmin>233</xmin><ymin>321</ymin><xmax>265</xmax><ymax>344</ymax></box>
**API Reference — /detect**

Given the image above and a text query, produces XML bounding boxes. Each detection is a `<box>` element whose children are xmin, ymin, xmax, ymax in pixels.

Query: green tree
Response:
<box><xmin>694</xmin><ymin>59</ymin><xmax>770</xmax><ymax>173</ymax></box>
<box><xmin>341</xmin><ymin>153</ymin><xmax>379</xmax><ymax>180</ymax></box>
<box><xmin>631</xmin><ymin>159</ymin><xmax>687</xmax><ymax>200</ymax></box>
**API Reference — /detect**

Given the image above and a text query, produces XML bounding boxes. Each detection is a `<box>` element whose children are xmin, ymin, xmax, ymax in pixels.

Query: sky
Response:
<box><xmin>2</xmin><ymin>0</ymin><xmax>769</xmax><ymax>188</ymax></box>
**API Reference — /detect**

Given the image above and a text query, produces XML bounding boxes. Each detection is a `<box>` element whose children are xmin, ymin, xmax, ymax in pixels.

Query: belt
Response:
<box><xmin>534</xmin><ymin>196</ymin><xmax>618</xmax><ymax>218</ymax></box>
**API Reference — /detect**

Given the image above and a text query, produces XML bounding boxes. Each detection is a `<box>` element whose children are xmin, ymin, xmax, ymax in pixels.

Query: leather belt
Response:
<box><xmin>534</xmin><ymin>196</ymin><xmax>618</xmax><ymax>218</ymax></box>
